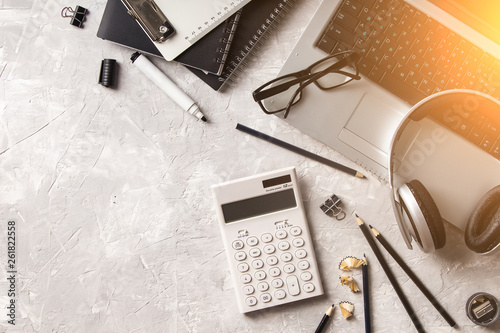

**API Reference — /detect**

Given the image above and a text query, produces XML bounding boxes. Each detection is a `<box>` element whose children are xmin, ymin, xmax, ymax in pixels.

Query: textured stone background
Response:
<box><xmin>0</xmin><ymin>0</ymin><xmax>499</xmax><ymax>332</ymax></box>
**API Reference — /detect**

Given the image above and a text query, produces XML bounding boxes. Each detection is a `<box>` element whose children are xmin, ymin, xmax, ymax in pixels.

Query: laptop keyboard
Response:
<box><xmin>315</xmin><ymin>0</ymin><xmax>500</xmax><ymax>160</ymax></box>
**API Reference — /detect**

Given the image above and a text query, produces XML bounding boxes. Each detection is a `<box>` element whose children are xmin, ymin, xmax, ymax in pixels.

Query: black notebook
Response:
<box><xmin>187</xmin><ymin>0</ymin><xmax>297</xmax><ymax>91</ymax></box>
<box><xmin>97</xmin><ymin>0</ymin><xmax>240</xmax><ymax>75</ymax></box>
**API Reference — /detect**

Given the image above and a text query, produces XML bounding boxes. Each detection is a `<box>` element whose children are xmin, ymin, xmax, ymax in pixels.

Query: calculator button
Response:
<box><xmin>281</xmin><ymin>252</ymin><xmax>293</xmax><ymax>262</ymax></box>
<box><xmin>234</xmin><ymin>251</ymin><xmax>247</xmax><ymax>261</ymax></box>
<box><xmin>261</xmin><ymin>233</ymin><xmax>273</xmax><ymax>243</ymax></box>
<box><xmin>283</xmin><ymin>264</ymin><xmax>296</xmax><ymax>274</ymax></box>
<box><xmin>295</xmin><ymin>249</ymin><xmax>307</xmax><ymax>259</ymax></box>
<box><xmin>241</xmin><ymin>274</ymin><xmax>252</xmax><ymax>284</ymax></box>
<box><xmin>264</xmin><ymin>244</ymin><xmax>276</xmax><ymax>254</ymax></box>
<box><xmin>252</xmin><ymin>259</ymin><xmax>264</xmax><ymax>269</ymax></box>
<box><xmin>257</xmin><ymin>282</ymin><xmax>269</xmax><ymax>292</ymax></box>
<box><xmin>303</xmin><ymin>283</ymin><xmax>315</xmax><ymax>293</ymax></box>
<box><xmin>245</xmin><ymin>296</ymin><xmax>257</xmax><ymax>306</ymax></box>
<box><xmin>260</xmin><ymin>293</ymin><xmax>272</xmax><ymax>303</ymax></box>
<box><xmin>286</xmin><ymin>275</ymin><xmax>301</xmax><ymax>296</ymax></box>
<box><xmin>292</xmin><ymin>237</ymin><xmax>305</xmax><ymax>247</ymax></box>
<box><xmin>272</xmin><ymin>278</ymin><xmax>284</xmax><ymax>288</ymax></box>
<box><xmin>276</xmin><ymin>230</ymin><xmax>288</xmax><ymax>239</ymax></box>
<box><xmin>278</xmin><ymin>241</ymin><xmax>290</xmax><ymax>251</ymax></box>
<box><xmin>269</xmin><ymin>267</ymin><xmax>281</xmax><ymax>277</ymax></box>
<box><xmin>247</xmin><ymin>236</ymin><xmax>259</xmax><ymax>246</ymax></box>
<box><xmin>290</xmin><ymin>226</ymin><xmax>302</xmax><ymax>236</ymax></box>
<box><xmin>298</xmin><ymin>260</ymin><xmax>310</xmax><ymax>270</ymax></box>
<box><xmin>300</xmin><ymin>272</ymin><xmax>312</xmax><ymax>281</ymax></box>
<box><xmin>275</xmin><ymin>289</ymin><xmax>286</xmax><ymax>300</ymax></box>
<box><xmin>232</xmin><ymin>240</ymin><xmax>244</xmax><ymax>250</ymax></box>
<box><xmin>267</xmin><ymin>256</ymin><xmax>279</xmax><ymax>266</ymax></box>
<box><xmin>249</xmin><ymin>248</ymin><xmax>261</xmax><ymax>257</ymax></box>
<box><xmin>255</xmin><ymin>270</ymin><xmax>267</xmax><ymax>280</ymax></box>
<box><xmin>243</xmin><ymin>285</ymin><xmax>255</xmax><ymax>295</ymax></box>
<box><xmin>237</xmin><ymin>262</ymin><xmax>249</xmax><ymax>272</ymax></box>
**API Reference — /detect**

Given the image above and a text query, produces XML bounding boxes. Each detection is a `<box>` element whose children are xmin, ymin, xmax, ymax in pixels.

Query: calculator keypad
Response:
<box><xmin>231</xmin><ymin>227</ymin><xmax>319</xmax><ymax>310</ymax></box>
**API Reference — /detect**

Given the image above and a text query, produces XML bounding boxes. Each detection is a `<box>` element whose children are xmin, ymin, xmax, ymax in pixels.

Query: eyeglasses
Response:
<box><xmin>252</xmin><ymin>51</ymin><xmax>361</xmax><ymax>119</ymax></box>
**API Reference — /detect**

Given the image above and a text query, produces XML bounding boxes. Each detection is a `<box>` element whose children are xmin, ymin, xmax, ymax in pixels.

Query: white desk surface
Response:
<box><xmin>1</xmin><ymin>0</ymin><xmax>499</xmax><ymax>332</ymax></box>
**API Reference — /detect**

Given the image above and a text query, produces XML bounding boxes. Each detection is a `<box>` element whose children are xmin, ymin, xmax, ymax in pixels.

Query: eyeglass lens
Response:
<box><xmin>261</xmin><ymin>76</ymin><xmax>302</xmax><ymax>113</ymax></box>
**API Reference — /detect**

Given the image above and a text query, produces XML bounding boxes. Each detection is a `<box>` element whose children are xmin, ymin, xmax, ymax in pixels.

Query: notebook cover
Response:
<box><xmin>186</xmin><ymin>0</ymin><xmax>297</xmax><ymax>91</ymax></box>
<box><xmin>97</xmin><ymin>0</ymin><xmax>240</xmax><ymax>75</ymax></box>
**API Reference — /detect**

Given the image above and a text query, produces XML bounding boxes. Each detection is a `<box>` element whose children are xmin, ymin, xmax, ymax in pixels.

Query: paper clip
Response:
<box><xmin>320</xmin><ymin>194</ymin><xmax>346</xmax><ymax>220</ymax></box>
<box><xmin>61</xmin><ymin>6</ymin><xmax>88</xmax><ymax>28</ymax></box>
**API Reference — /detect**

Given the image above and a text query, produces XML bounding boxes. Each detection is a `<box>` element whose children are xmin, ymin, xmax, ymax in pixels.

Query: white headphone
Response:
<box><xmin>388</xmin><ymin>89</ymin><xmax>500</xmax><ymax>254</ymax></box>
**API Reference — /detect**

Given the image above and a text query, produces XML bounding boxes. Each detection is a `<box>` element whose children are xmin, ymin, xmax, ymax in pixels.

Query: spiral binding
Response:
<box><xmin>219</xmin><ymin>0</ymin><xmax>297</xmax><ymax>91</ymax></box>
<box><xmin>213</xmin><ymin>11</ymin><xmax>242</xmax><ymax>71</ymax></box>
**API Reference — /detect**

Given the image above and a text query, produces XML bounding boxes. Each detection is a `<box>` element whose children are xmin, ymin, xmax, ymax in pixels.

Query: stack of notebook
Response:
<box><xmin>97</xmin><ymin>0</ymin><xmax>296</xmax><ymax>91</ymax></box>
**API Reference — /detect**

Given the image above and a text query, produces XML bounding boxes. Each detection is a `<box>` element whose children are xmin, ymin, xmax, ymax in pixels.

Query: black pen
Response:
<box><xmin>315</xmin><ymin>304</ymin><xmax>334</xmax><ymax>333</ymax></box>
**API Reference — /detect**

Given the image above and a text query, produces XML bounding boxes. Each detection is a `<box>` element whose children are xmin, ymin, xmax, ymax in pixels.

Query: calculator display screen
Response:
<box><xmin>221</xmin><ymin>188</ymin><xmax>296</xmax><ymax>223</ymax></box>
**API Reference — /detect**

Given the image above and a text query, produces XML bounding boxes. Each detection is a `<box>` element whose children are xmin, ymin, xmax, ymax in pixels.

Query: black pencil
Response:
<box><xmin>362</xmin><ymin>254</ymin><xmax>372</xmax><ymax>333</ymax></box>
<box><xmin>370</xmin><ymin>225</ymin><xmax>456</xmax><ymax>327</ymax></box>
<box><xmin>236</xmin><ymin>123</ymin><xmax>365</xmax><ymax>178</ymax></box>
<box><xmin>355</xmin><ymin>214</ymin><xmax>425</xmax><ymax>333</ymax></box>
<box><xmin>315</xmin><ymin>303</ymin><xmax>334</xmax><ymax>333</ymax></box>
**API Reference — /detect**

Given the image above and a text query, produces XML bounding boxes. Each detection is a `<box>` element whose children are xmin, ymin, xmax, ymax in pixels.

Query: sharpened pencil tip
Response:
<box><xmin>355</xmin><ymin>171</ymin><xmax>366</xmax><ymax>178</ymax></box>
<box><xmin>326</xmin><ymin>304</ymin><xmax>335</xmax><ymax>316</ymax></box>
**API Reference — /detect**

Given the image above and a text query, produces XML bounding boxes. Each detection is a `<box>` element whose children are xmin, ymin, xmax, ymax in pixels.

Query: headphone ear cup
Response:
<box><xmin>405</xmin><ymin>180</ymin><xmax>447</xmax><ymax>250</ymax></box>
<box><xmin>465</xmin><ymin>185</ymin><xmax>500</xmax><ymax>254</ymax></box>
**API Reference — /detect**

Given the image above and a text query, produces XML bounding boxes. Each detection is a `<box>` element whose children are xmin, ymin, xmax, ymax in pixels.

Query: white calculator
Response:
<box><xmin>212</xmin><ymin>167</ymin><xmax>323</xmax><ymax>313</ymax></box>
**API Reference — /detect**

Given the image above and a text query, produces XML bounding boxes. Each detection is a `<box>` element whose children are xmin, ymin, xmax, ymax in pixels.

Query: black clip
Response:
<box><xmin>61</xmin><ymin>6</ymin><xmax>88</xmax><ymax>28</ymax></box>
<box><xmin>320</xmin><ymin>194</ymin><xmax>346</xmax><ymax>220</ymax></box>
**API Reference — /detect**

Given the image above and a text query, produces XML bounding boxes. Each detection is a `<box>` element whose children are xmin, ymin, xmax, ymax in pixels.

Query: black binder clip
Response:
<box><xmin>320</xmin><ymin>194</ymin><xmax>346</xmax><ymax>220</ymax></box>
<box><xmin>61</xmin><ymin>6</ymin><xmax>88</xmax><ymax>28</ymax></box>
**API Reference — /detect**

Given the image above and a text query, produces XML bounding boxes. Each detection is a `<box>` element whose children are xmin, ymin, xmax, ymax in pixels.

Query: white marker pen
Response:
<box><xmin>131</xmin><ymin>52</ymin><xmax>207</xmax><ymax>122</ymax></box>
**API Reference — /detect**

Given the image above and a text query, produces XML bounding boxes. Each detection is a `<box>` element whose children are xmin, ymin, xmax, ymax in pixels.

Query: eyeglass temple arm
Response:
<box><xmin>253</xmin><ymin>75</ymin><xmax>311</xmax><ymax>101</ymax></box>
<box><xmin>253</xmin><ymin>54</ymin><xmax>357</xmax><ymax>102</ymax></box>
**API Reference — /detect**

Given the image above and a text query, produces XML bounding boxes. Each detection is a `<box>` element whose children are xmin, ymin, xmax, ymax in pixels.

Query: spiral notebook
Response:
<box><xmin>97</xmin><ymin>0</ymin><xmax>240</xmax><ymax>75</ymax></box>
<box><xmin>187</xmin><ymin>0</ymin><xmax>297</xmax><ymax>91</ymax></box>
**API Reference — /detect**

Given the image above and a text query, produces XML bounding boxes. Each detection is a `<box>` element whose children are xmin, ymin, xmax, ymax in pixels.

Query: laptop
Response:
<box><xmin>275</xmin><ymin>0</ymin><xmax>500</xmax><ymax>230</ymax></box>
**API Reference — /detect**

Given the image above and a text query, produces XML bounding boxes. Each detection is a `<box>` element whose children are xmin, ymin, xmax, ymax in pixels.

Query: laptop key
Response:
<box><xmin>326</xmin><ymin>25</ymin><xmax>357</xmax><ymax>47</ymax></box>
<box><xmin>359</xmin><ymin>0</ymin><xmax>376</xmax><ymax>7</ymax></box>
<box><xmin>335</xmin><ymin>10</ymin><xmax>359</xmax><ymax>31</ymax></box>
<box><xmin>317</xmin><ymin>34</ymin><xmax>338</xmax><ymax>54</ymax></box>
<box><xmin>343</xmin><ymin>0</ymin><xmax>363</xmax><ymax>16</ymax></box>
<box><xmin>367</xmin><ymin>65</ymin><xmax>384</xmax><ymax>82</ymax></box>
<box><xmin>420</xmin><ymin>61</ymin><xmax>438</xmax><ymax>79</ymax></box>
<box><xmin>379</xmin><ymin>73</ymin><xmax>427</xmax><ymax>105</ymax></box>
<box><xmin>419</xmin><ymin>77</ymin><xmax>436</xmax><ymax>95</ymax></box>
<box><xmin>357</xmin><ymin>58</ymin><xmax>374</xmax><ymax>76</ymax></box>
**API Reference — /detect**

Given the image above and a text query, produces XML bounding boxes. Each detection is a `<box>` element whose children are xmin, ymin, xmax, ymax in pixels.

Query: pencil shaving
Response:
<box><xmin>339</xmin><ymin>301</ymin><xmax>354</xmax><ymax>319</ymax></box>
<box><xmin>339</xmin><ymin>256</ymin><xmax>365</xmax><ymax>271</ymax></box>
<box><xmin>339</xmin><ymin>275</ymin><xmax>360</xmax><ymax>293</ymax></box>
